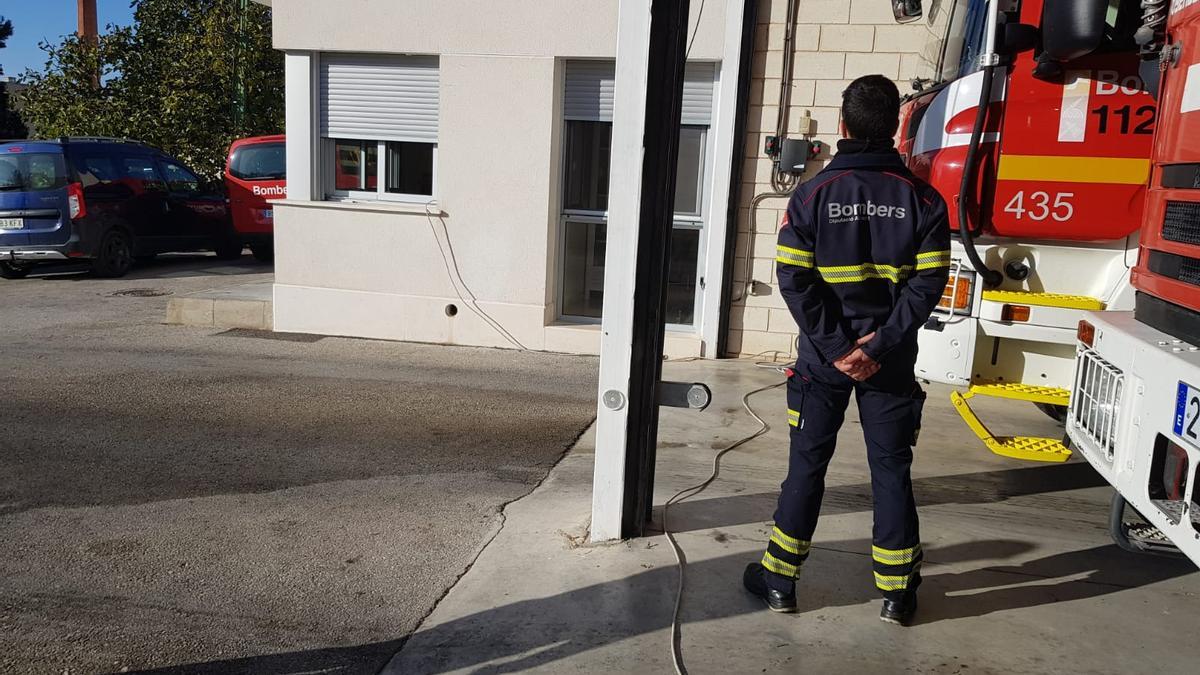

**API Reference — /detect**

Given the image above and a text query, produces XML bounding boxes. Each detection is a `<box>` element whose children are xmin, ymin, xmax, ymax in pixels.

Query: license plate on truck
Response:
<box><xmin>0</xmin><ymin>218</ymin><xmax>23</xmax><ymax>230</ymax></box>
<box><xmin>1174</xmin><ymin>381</ymin><xmax>1200</xmax><ymax>448</ymax></box>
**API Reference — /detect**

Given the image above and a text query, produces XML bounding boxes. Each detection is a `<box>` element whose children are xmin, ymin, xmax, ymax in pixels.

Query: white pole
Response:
<box><xmin>699</xmin><ymin>0</ymin><xmax>749</xmax><ymax>353</ymax></box>
<box><xmin>590</xmin><ymin>0</ymin><xmax>654</xmax><ymax>542</ymax></box>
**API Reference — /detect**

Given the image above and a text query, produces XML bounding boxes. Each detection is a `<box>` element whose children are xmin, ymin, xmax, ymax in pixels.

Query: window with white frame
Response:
<box><xmin>320</xmin><ymin>54</ymin><xmax>439</xmax><ymax>202</ymax></box>
<box><xmin>559</xmin><ymin>60</ymin><xmax>715</xmax><ymax>326</ymax></box>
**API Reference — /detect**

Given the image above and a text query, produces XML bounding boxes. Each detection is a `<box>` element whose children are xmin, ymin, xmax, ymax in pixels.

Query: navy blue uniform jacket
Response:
<box><xmin>776</xmin><ymin>140</ymin><xmax>952</xmax><ymax>369</ymax></box>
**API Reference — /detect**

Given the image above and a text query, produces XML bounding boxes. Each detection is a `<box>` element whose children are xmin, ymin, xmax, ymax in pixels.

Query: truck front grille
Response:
<box><xmin>1162</xmin><ymin>200</ymin><xmax>1200</xmax><ymax>246</ymax></box>
<box><xmin>1070</xmin><ymin>347</ymin><xmax>1124</xmax><ymax>463</ymax></box>
<box><xmin>1147</xmin><ymin>250</ymin><xmax>1200</xmax><ymax>288</ymax></box>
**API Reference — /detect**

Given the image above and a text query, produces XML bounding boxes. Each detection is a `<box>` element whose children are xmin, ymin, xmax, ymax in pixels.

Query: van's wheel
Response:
<box><xmin>0</xmin><ymin>261</ymin><xmax>33</xmax><ymax>279</ymax></box>
<box><xmin>92</xmin><ymin>229</ymin><xmax>134</xmax><ymax>278</ymax></box>
<box><xmin>214</xmin><ymin>239</ymin><xmax>244</xmax><ymax>260</ymax></box>
<box><xmin>1036</xmin><ymin>402</ymin><xmax>1068</xmax><ymax>424</ymax></box>
<box><xmin>249</xmin><ymin>243</ymin><xmax>273</xmax><ymax>263</ymax></box>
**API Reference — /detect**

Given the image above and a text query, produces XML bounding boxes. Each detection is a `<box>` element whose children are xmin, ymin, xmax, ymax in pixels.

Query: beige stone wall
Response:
<box><xmin>726</xmin><ymin>0</ymin><xmax>954</xmax><ymax>359</ymax></box>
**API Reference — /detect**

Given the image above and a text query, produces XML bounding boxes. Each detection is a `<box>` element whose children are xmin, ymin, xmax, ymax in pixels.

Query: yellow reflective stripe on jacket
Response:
<box><xmin>776</xmin><ymin>245</ymin><xmax>814</xmax><ymax>268</ymax></box>
<box><xmin>818</xmin><ymin>263</ymin><xmax>914</xmax><ymax>284</ymax></box>
<box><xmin>770</xmin><ymin>526</ymin><xmax>811</xmax><ymax>555</ymax></box>
<box><xmin>787</xmin><ymin>408</ymin><xmax>800</xmax><ymax>427</ymax></box>
<box><xmin>915</xmin><ymin>249</ymin><xmax>952</xmax><ymax>270</ymax></box>
<box><xmin>872</xmin><ymin>544</ymin><xmax>922</xmax><ymax>565</ymax></box>
<box><xmin>762</xmin><ymin>551</ymin><xmax>800</xmax><ymax>577</ymax></box>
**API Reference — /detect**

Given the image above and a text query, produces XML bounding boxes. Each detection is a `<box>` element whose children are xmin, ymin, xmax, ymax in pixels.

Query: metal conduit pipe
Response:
<box><xmin>732</xmin><ymin>190</ymin><xmax>790</xmax><ymax>304</ymax></box>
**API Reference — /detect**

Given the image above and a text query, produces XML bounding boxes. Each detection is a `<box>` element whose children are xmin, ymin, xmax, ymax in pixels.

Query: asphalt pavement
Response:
<box><xmin>0</xmin><ymin>255</ymin><xmax>599</xmax><ymax>674</ymax></box>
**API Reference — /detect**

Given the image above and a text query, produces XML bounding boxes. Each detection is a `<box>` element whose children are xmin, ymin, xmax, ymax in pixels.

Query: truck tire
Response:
<box><xmin>92</xmin><ymin>229</ymin><xmax>134</xmax><ymax>278</ymax></box>
<box><xmin>0</xmin><ymin>261</ymin><xmax>32</xmax><ymax>279</ymax></box>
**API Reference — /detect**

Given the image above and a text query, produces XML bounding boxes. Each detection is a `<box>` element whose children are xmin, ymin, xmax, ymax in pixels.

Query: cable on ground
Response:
<box><xmin>661</xmin><ymin>361</ymin><xmax>789</xmax><ymax>675</ymax></box>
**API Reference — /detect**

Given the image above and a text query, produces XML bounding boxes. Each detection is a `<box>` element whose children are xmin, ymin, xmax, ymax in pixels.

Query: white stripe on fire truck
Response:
<box><xmin>1057</xmin><ymin>71</ymin><xmax>1091</xmax><ymax>143</ymax></box>
<box><xmin>1182</xmin><ymin>63</ymin><xmax>1200</xmax><ymax>114</ymax></box>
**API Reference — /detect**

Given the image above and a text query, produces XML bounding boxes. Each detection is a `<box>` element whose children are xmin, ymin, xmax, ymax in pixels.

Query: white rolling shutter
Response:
<box><xmin>680</xmin><ymin>62</ymin><xmax>715</xmax><ymax>126</ymax></box>
<box><xmin>320</xmin><ymin>54</ymin><xmax>439</xmax><ymax>143</ymax></box>
<box><xmin>564</xmin><ymin>60</ymin><xmax>715</xmax><ymax>125</ymax></box>
<box><xmin>564</xmin><ymin>61</ymin><xmax>616</xmax><ymax>122</ymax></box>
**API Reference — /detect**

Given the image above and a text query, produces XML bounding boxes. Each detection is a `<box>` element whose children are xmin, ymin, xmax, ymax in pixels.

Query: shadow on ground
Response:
<box><xmin>133</xmin><ymin>470</ymin><xmax>1194</xmax><ymax>675</ymax></box>
<box><xmin>18</xmin><ymin>254</ymin><xmax>269</xmax><ymax>281</ymax></box>
<box><xmin>661</xmin><ymin>461</ymin><xmax>1108</xmax><ymax>533</ymax></box>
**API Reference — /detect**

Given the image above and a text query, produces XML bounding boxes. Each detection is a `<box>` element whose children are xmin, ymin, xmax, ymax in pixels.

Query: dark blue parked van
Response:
<box><xmin>0</xmin><ymin>137</ymin><xmax>237</xmax><ymax>279</ymax></box>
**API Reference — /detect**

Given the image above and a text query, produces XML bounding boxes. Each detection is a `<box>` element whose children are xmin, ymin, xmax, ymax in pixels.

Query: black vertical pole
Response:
<box><xmin>620</xmin><ymin>0</ymin><xmax>690</xmax><ymax>538</ymax></box>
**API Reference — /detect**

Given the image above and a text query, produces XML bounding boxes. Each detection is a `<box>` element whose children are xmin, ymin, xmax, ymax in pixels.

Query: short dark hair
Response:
<box><xmin>841</xmin><ymin>75</ymin><xmax>901</xmax><ymax>140</ymax></box>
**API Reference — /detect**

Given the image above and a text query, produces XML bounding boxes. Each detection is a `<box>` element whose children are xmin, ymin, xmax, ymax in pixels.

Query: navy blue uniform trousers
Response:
<box><xmin>762</xmin><ymin>359</ymin><xmax>926</xmax><ymax>600</ymax></box>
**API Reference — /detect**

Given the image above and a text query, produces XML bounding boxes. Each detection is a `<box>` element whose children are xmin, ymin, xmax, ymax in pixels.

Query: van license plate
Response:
<box><xmin>0</xmin><ymin>218</ymin><xmax>23</xmax><ymax>230</ymax></box>
<box><xmin>1174</xmin><ymin>381</ymin><xmax>1200</xmax><ymax>448</ymax></box>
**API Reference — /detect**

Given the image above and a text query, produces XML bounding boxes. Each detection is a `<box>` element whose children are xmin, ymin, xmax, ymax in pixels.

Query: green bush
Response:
<box><xmin>18</xmin><ymin>0</ymin><xmax>283</xmax><ymax>177</ymax></box>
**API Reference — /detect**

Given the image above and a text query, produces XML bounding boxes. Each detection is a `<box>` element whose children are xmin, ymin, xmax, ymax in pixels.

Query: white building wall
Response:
<box><xmin>271</xmin><ymin>0</ymin><xmax>726</xmax><ymax>61</ymax></box>
<box><xmin>271</xmin><ymin>0</ymin><xmax>730</xmax><ymax>357</ymax></box>
<box><xmin>726</xmin><ymin>0</ymin><xmax>952</xmax><ymax>358</ymax></box>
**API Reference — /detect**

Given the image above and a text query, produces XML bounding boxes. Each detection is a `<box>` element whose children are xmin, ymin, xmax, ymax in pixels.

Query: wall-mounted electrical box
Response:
<box><xmin>779</xmin><ymin>139</ymin><xmax>824</xmax><ymax>175</ymax></box>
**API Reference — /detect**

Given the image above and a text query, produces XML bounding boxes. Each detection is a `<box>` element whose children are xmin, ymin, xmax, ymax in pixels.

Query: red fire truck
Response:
<box><xmin>1066</xmin><ymin>0</ymin><xmax>1200</xmax><ymax>565</ymax></box>
<box><xmin>896</xmin><ymin>0</ymin><xmax>1157</xmax><ymax>462</ymax></box>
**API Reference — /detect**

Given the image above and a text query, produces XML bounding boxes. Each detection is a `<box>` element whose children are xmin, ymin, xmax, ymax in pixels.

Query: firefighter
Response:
<box><xmin>742</xmin><ymin>75</ymin><xmax>951</xmax><ymax>625</ymax></box>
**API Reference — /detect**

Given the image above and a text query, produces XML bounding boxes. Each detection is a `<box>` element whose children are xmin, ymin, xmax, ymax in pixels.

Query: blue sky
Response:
<box><xmin>1</xmin><ymin>1</ymin><xmax>136</xmax><ymax>77</ymax></box>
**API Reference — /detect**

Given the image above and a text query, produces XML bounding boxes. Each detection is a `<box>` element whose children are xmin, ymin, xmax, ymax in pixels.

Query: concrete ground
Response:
<box><xmin>0</xmin><ymin>255</ymin><xmax>598</xmax><ymax>674</ymax></box>
<box><xmin>389</xmin><ymin>360</ymin><xmax>1200</xmax><ymax>675</ymax></box>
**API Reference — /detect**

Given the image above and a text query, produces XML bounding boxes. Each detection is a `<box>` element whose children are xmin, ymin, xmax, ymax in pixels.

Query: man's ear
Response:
<box><xmin>839</xmin><ymin>118</ymin><xmax>847</xmax><ymax>138</ymax></box>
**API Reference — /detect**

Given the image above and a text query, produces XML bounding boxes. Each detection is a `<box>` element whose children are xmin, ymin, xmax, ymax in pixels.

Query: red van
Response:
<box><xmin>224</xmin><ymin>135</ymin><xmax>285</xmax><ymax>262</ymax></box>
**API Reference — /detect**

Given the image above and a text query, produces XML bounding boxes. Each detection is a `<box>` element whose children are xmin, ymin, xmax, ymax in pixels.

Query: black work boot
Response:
<box><xmin>879</xmin><ymin>592</ymin><xmax>918</xmax><ymax>625</ymax></box>
<box><xmin>742</xmin><ymin>562</ymin><xmax>797</xmax><ymax>613</ymax></box>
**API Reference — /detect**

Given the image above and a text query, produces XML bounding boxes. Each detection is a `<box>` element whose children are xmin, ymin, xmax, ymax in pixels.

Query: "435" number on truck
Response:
<box><xmin>1003</xmin><ymin>191</ymin><xmax>1075</xmax><ymax>222</ymax></box>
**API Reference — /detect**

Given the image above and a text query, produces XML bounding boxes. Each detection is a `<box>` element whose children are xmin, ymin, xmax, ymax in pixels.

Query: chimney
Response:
<box><xmin>77</xmin><ymin>0</ymin><xmax>99</xmax><ymax>44</ymax></box>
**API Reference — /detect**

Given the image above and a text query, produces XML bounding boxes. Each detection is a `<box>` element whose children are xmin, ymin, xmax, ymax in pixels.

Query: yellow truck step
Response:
<box><xmin>950</xmin><ymin>390</ymin><xmax>1072</xmax><ymax>463</ymax></box>
<box><xmin>969</xmin><ymin>382</ymin><xmax>1070</xmax><ymax>407</ymax></box>
<box><xmin>981</xmin><ymin>435</ymin><xmax>1074</xmax><ymax>462</ymax></box>
<box><xmin>980</xmin><ymin>290</ymin><xmax>1105</xmax><ymax>311</ymax></box>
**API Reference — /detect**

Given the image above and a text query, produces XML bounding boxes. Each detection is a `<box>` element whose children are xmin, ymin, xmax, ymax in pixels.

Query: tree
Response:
<box><xmin>19</xmin><ymin>0</ymin><xmax>282</xmax><ymax>177</ymax></box>
<box><xmin>0</xmin><ymin>16</ymin><xmax>29</xmax><ymax>139</ymax></box>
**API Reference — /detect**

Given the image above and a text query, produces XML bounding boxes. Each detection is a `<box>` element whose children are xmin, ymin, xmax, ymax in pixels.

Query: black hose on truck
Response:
<box><xmin>958</xmin><ymin>63</ymin><xmax>1004</xmax><ymax>288</ymax></box>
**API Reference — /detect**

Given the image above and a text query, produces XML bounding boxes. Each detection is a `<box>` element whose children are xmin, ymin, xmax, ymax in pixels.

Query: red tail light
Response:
<box><xmin>1078</xmin><ymin>320</ymin><xmax>1096</xmax><ymax>347</ymax></box>
<box><xmin>67</xmin><ymin>182</ymin><xmax>87</xmax><ymax>220</ymax></box>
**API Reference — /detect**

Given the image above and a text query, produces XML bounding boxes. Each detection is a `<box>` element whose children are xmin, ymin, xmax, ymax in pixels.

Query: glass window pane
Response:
<box><xmin>230</xmin><ymin>143</ymin><xmax>286</xmax><ymax>181</ymax></box>
<box><xmin>0</xmin><ymin>153</ymin><xmax>68</xmax><ymax>192</ymax></box>
<box><xmin>674</xmin><ymin>127</ymin><xmax>705</xmax><ymax>216</ymax></box>
<box><xmin>365</xmin><ymin>142</ymin><xmax>378</xmax><ymax>190</ymax></box>
<box><xmin>665</xmin><ymin>228</ymin><xmax>700</xmax><ymax>325</ymax></box>
<box><xmin>120</xmin><ymin>155</ymin><xmax>167</xmax><ymax>192</ymax></box>
<box><xmin>561</xmin><ymin>220</ymin><xmax>606</xmax><ymax>318</ymax></box>
<box><xmin>160</xmin><ymin>161</ymin><xmax>200</xmax><ymax>193</ymax></box>
<box><xmin>561</xmin><ymin>221</ymin><xmax>699</xmax><ymax>325</ymax></box>
<box><xmin>563</xmin><ymin>120</ymin><xmax>611</xmax><ymax>211</ymax></box>
<box><xmin>386</xmin><ymin>141</ymin><xmax>434</xmax><ymax>196</ymax></box>
<box><xmin>334</xmin><ymin>140</ymin><xmax>364</xmax><ymax>191</ymax></box>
